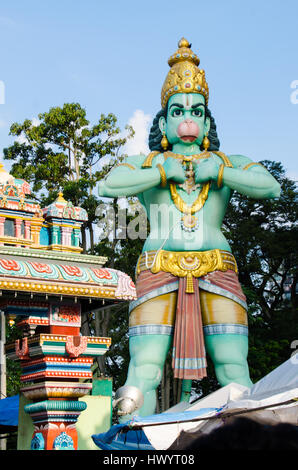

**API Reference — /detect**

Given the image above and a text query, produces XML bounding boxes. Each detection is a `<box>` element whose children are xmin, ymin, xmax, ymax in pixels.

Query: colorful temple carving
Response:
<box><xmin>2</xmin><ymin>163</ymin><xmax>136</xmax><ymax>450</ymax></box>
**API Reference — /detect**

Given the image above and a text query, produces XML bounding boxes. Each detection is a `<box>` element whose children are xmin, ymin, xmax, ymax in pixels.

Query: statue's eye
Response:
<box><xmin>192</xmin><ymin>109</ymin><xmax>203</xmax><ymax>117</ymax></box>
<box><xmin>173</xmin><ymin>109</ymin><xmax>183</xmax><ymax>117</ymax></box>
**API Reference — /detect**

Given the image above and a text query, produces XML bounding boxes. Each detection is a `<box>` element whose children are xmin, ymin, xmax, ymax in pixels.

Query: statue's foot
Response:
<box><xmin>113</xmin><ymin>385</ymin><xmax>144</xmax><ymax>417</ymax></box>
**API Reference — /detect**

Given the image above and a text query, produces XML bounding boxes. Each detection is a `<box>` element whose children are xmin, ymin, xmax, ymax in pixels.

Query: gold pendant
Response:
<box><xmin>181</xmin><ymin>214</ymin><xmax>199</xmax><ymax>232</ymax></box>
<box><xmin>178</xmin><ymin>161</ymin><xmax>201</xmax><ymax>194</ymax></box>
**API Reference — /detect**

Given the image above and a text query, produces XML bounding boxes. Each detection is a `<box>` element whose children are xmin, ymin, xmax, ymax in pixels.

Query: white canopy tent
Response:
<box><xmin>131</xmin><ymin>354</ymin><xmax>298</xmax><ymax>450</ymax></box>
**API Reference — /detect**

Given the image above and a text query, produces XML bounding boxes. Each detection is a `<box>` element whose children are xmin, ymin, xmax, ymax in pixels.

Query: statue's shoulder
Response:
<box><xmin>227</xmin><ymin>154</ymin><xmax>253</xmax><ymax>168</ymax></box>
<box><xmin>213</xmin><ymin>151</ymin><xmax>265</xmax><ymax>171</ymax></box>
<box><xmin>116</xmin><ymin>154</ymin><xmax>147</xmax><ymax>170</ymax></box>
<box><xmin>227</xmin><ymin>154</ymin><xmax>264</xmax><ymax>171</ymax></box>
<box><xmin>212</xmin><ymin>152</ymin><xmax>255</xmax><ymax>169</ymax></box>
<box><xmin>141</xmin><ymin>151</ymin><xmax>164</xmax><ymax>168</ymax></box>
<box><xmin>212</xmin><ymin>151</ymin><xmax>234</xmax><ymax>168</ymax></box>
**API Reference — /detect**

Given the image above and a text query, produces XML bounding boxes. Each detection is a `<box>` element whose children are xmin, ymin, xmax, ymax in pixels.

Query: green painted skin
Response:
<box><xmin>98</xmin><ymin>93</ymin><xmax>281</xmax><ymax>418</ymax></box>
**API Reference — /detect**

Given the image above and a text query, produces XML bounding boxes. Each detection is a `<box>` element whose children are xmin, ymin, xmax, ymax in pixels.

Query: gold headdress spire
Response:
<box><xmin>161</xmin><ymin>38</ymin><xmax>209</xmax><ymax>108</ymax></box>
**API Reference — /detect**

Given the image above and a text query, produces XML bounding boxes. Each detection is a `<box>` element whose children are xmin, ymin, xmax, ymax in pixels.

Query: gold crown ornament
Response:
<box><xmin>161</xmin><ymin>38</ymin><xmax>209</xmax><ymax>108</ymax></box>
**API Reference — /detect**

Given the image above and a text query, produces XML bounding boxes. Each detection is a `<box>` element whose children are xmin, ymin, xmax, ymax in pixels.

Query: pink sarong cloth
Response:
<box><xmin>173</xmin><ymin>276</ymin><xmax>207</xmax><ymax>380</ymax></box>
<box><xmin>134</xmin><ymin>269</ymin><xmax>246</xmax><ymax>381</ymax></box>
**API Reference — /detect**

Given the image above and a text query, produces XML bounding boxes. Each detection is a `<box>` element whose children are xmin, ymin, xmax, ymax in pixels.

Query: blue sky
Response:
<box><xmin>0</xmin><ymin>0</ymin><xmax>298</xmax><ymax>179</ymax></box>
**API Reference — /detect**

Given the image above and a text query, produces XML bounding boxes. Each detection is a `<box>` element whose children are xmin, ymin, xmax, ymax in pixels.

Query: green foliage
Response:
<box><xmin>4</xmin><ymin>103</ymin><xmax>134</xmax><ymax>253</ymax></box>
<box><xmin>5</xmin><ymin>321</ymin><xmax>22</xmax><ymax>397</ymax></box>
<box><xmin>6</xmin><ymin>358</ymin><xmax>22</xmax><ymax>397</ymax></box>
<box><xmin>4</xmin><ymin>102</ymin><xmax>133</xmax><ymax>202</ymax></box>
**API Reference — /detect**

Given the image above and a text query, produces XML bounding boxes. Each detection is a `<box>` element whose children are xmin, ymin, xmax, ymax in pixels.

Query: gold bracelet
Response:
<box><xmin>217</xmin><ymin>163</ymin><xmax>225</xmax><ymax>188</ymax></box>
<box><xmin>157</xmin><ymin>163</ymin><xmax>167</xmax><ymax>188</ymax></box>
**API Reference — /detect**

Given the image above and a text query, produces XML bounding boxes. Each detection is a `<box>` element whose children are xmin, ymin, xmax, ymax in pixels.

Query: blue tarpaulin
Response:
<box><xmin>92</xmin><ymin>424</ymin><xmax>154</xmax><ymax>450</ymax></box>
<box><xmin>0</xmin><ymin>395</ymin><xmax>19</xmax><ymax>429</ymax></box>
<box><xmin>92</xmin><ymin>407</ymin><xmax>219</xmax><ymax>450</ymax></box>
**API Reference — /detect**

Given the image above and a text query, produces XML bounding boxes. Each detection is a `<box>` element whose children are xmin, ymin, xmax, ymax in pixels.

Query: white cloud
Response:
<box><xmin>15</xmin><ymin>117</ymin><xmax>41</xmax><ymax>145</ymax></box>
<box><xmin>31</xmin><ymin>117</ymin><xmax>41</xmax><ymax>127</ymax></box>
<box><xmin>0</xmin><ymin>16</ymin><xmax>17</xmax><ymax>28</ymax></box>
<box><xmin>0</xmin><ymin>119</ymin><xmax>6</xmax><ymax>128</ymax></box>
<box><xmin>96</xmin><ymin>109</ymin><xmax>152</xmax><ymax>171</ymax></box>
<box><xmin>0</xmin><ymin>81</ymin><xmax>5</xmax><ymax>104</ymax></box>
<box><xmin>15</xmin><ymin>133</ymin><xmax>28</xmax><ymax>145</ymax></box>
<box><xmin>286</xmin><ymin>170</ymin><xmax>298</xmax><ymax>183</ymax></box>
<box><xmin>124</xmin><ymin>109</ymin><xmax>152</xmax><ymax>156</ymax></box>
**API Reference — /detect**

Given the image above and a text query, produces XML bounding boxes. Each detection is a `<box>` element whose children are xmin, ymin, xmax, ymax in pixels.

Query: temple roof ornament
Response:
<box><xmin>42</xmin><ymin>192</ymin><xmax>88</xmax><ymax>222</ymax></box>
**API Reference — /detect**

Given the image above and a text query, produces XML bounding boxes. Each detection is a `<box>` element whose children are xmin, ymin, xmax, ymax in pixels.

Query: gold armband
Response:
<box><xmin>142</xmin><ymin>151</ymin><xmax>160</xmax><ymax>168</ymax></box>
<box><xmin>115</xmin><ymin>163</ymin><xmax>136</xmax><ymax>170</ymax></box>
<box><xmin>157</xmin><ymin>164</ymin><xmax>167</xmax><ymax>188</ymax></box>
<box><xmin>217</xmin><ymin>163</ymin><xmax>225</xmax><ymax>188</ymax></box>
<box><xmin>242</xmin><ymin>162</ymin><xmax>263</xmax><ymax>171</ymax></box>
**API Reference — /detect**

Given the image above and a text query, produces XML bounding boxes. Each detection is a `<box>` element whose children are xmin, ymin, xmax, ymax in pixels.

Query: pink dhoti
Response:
<box><xmin>129</xmin><ymin>266</ymin><xmax>248</xmax><ymax>381</ymax></box>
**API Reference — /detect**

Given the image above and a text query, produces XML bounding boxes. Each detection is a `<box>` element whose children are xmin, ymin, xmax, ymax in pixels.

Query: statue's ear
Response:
<box><xmin>204</xmin><ymin>116</ymin><xmax>211</xmax><ymax>136</ymax></box>
<box><xmin>159</xmin><ymin>116</ymin><xmax>166</xmax><ymax>134</ymax></box>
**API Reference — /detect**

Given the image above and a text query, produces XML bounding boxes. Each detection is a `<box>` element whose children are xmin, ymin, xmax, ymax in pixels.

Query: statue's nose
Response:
<box><xmin>184</xmin><ymin>119</ymin><xmax>193</xmax><ymax>125</ymax></box>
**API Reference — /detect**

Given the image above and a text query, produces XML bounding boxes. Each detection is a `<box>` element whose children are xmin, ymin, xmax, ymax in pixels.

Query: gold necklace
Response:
<box><xmin>164</xmin><ymin>150</ymin><xmax>211</xmax><ymax>231</ymax></box>
<box><xmin>170</xmin><ymin>181</ymin><xmax>210</xmax><ymax>232</ymax></box>
<box><xmin>164</xmin><ymin>150</ymin><xmax>211</xmax><ymax>162</ymax></box>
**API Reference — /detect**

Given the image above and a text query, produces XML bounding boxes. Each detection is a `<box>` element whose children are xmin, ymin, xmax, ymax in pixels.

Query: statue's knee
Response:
<box><xmin>221</xmin><ymin>363</ymin><xmax>247</xmax><ymax>381</ymax></box>
<box><xmin>206</xmin><ymin>335</ymin><xmax>249</xmax><ymax>366</ymax></box>
<box><xmin>135</xmin><ymin>363</ymin><xmax>162</xmax><ymax>385</ymax></box>
<box><xmin>129</xmin><ymin>336</ymin><xmax>171</xmax><ymax>364</ymax></box>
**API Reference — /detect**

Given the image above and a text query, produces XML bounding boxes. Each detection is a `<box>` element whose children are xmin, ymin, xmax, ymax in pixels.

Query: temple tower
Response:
<box><xmin>1</xmin><ymin>165</ymin><xmax>136</xmax><ymax>449</ymax></box>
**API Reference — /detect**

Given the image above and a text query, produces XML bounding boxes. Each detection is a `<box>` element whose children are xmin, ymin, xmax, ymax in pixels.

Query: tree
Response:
<box><xmin>3</xmin><ymin>103</ymin><xmax>134</xmax><ymax>251</ymax></box>
<box><xmin>5</xmin><ymin>320</ymin><xmax>22</xmax><ymax>397</ymax></box>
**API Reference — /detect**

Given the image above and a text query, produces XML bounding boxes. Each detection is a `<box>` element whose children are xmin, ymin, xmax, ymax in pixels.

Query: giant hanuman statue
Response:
<box><xmin>98</xmin><ymin>38</ymin><xmax>281</xmax><ymax>419</ymax></box>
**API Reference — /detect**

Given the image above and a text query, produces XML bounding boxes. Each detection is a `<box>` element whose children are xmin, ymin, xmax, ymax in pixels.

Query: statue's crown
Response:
<box><xmin>161</xmin><ymin>38</ymin><xmax>209</xmax><ymax>108</ymax></box>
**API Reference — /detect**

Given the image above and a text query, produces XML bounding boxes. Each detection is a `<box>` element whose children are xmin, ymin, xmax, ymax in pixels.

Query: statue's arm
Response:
<box><xmin>98</xmin><ymin>155</ymin><xmax>162</xmax><ymax>198</ymax></box>
<box><xmin>98</xmin><ymin>154</ymin><xmax>185</xmax><ymax>198</ymax></box>
<box><xmin>222</xmin><ymin>155</ymin><xmax>281</xmax><ymax>199</ymax></box>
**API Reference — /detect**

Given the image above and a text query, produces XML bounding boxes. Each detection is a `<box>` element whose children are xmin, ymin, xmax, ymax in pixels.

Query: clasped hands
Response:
<box><xmin>161</xmin><ymin>156</ymin><xmax>220</xmax><ymax>184</ymax></box>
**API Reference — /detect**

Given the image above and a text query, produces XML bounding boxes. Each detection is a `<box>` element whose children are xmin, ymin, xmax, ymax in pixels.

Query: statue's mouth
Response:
<box><xmin>180</xmin><ymin>135</ymin><xmax>197</xmax><ymax>142</ymax></box>
<box><xmin>177</xmin><ymin>120</ymin><xmax>199</xmax><ymax>143</ymax></box>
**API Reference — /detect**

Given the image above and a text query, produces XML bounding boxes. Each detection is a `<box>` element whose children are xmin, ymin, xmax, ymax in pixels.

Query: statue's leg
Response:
<box><xmin>201</xmin><ymin>291</ymin><xmax>253</xmax><ymax>388</ymax></box>
<box><xmin>124</xmin><ymin>334</ymin><xmax>172</xmax><ymax>417</ymax></box>
<box><xmin>118</xmin><ymin>291</ymin><xmax>177</xmax><ymax>419</ymax></box>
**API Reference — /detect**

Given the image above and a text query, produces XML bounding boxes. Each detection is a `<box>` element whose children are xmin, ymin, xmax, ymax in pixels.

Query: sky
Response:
<box><xmin>0</xmin><ymin>0</ymin><xmax>298</xmax><ymax>180</ymax></box>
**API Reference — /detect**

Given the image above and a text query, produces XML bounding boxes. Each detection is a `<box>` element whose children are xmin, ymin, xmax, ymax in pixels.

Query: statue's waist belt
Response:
<box><xmin>136</xmin><ymin>249</ymin><xmax>238</xmax><ymax>293</ymax></box>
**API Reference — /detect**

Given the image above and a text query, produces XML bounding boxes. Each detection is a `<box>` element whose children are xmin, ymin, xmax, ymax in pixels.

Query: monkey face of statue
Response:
<box><xmin>159</xmin><ymin>93</ymin><xmax>210</xmax><ymax>150</ymax></box>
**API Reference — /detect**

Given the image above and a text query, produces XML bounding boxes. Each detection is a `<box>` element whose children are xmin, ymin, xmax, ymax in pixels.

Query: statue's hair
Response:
<box><xmin>148</xmin><ymin>104</ymin><xmax>220</xmax><ymax>152</ymax></box>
